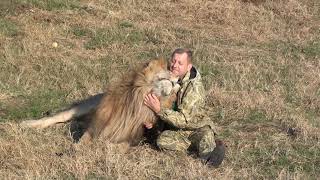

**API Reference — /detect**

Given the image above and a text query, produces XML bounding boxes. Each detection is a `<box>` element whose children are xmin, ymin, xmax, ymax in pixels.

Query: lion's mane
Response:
<box><xmin>84</xmin><ymin>58</ymin><xmax>172</xmax><ymax>145</ymax></box>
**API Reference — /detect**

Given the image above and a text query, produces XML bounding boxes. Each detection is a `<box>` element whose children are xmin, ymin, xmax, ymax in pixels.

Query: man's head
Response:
<box><xmin>169</xmin><ymin>48</ymin><xmax>193</xmax><ymax>79</ymax></box>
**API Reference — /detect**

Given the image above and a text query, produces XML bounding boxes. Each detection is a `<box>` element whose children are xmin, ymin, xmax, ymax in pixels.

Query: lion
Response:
<box><xmin>21</xmin><ymin>58</ymin><xmax>180</xmax><ymax>146</ymax></box>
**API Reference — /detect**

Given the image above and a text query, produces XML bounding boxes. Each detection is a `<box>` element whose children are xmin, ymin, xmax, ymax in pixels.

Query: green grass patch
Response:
<box><xmin>0</xmin><ymin>18</ymin><xmax>19</xmax><ymax>37</ymax></box>
<box><xmin>245</xmin><ymin>109</ymin><xmax>268</xmax><ymax>123</ymax></box>
<box><xmin>198</xmin><ymin>64</ymin><xmax>223</xmax><ymax>89</ymax></box>
<box><xmin>281</xmin><ymin>78</ymin><xmax>300</xmax><ymax>105</ymax></box>
<box><xmin>135</xmin><ymin>48</ymin><xmax>168</xmax><ymax>61</ymax></box>
<box><xmin>243</xmin><ymin>143</ymin><xmax>319</xmax><ymax>177</ymax></box>
<box><xmin>136</xmin><ymin>51</ymin><xmax>157</xmax><ymax>61</ymax></box>
<box><xmin>199</xmin><ymin>64</ymin><xmax>221</xmax><ymax>78</ymax></box>
<box><xmin>84</xmin><ymin>27</ymin><xmax>145</xmax><ymax>50</ymax></box>
<box><xmin>83</xmin><ymin>23</ymin><xmax>166</xmax><ymax>50</ymax></box>
<box><xmin>128</xmin><ymin>30</ymin><xmax>144</xmax><ymax>43</ymax></box>
<box><xmin>264</xmin><ymin>40</ymin><xmax>320</xmax><ymax>61</ymax></box>
<box><xmin>119</xmin><ymin>21</ymin><xmax>134</xmax><ymax>28</ymax></box>
<box><xmin>56</xmin><ymin>171</ymin><xmax>77</xmax><ymax>179</ymax></box>
<box><xmin>317</xmin><ymin>87</ymin><xmax>320</xmax><ymax>96</ymax></box>
<box><xmin>16</xmin><ymin>0</ymin><xmax>80</xmax><ymax>11</ymax></box>
<box><xmin>84</xmin><ymin>28</ymin><xmax>116</xmax><ymax>49</ymax></box>
<box><xmin>218</xmin><ymin>129</ymin><xmax>233</xmax><ymax>139</ymax></box>
<box><xmin>85</xmin><ymin>173</ymin><xmax>106</xmax><ymax>180</ymax></box>
<box><xmin>305</xmin><ymin>109</ymin><xmax>320</xmax><ymax>127</ymax></box>
<box><xmin>291</xmin><ymin>143</ymin><xmax>320</xmax><ymax>173</ymax></box>
<box><xmin>3</xmin><ymin>89</ymin><xmax>68</xmax><ymax>121</ymax></box>
<box><xmin>0</xmin><ymin>1</ymin><xmax>20</xmax><ymax>16</ymax></box>
<box><xmin>144</xmin><ymin>29</ymin><xmax>163</xmax><ymax>45</ymax></box>
<box><xmin>173</xmin><ymin>27</ymin><xmax>192</xmax><ymax>40</ymax></box>
<box><xmin>302</xmin><ymin>39</ymin><xmax>320</xmax><ymax>58</ymax></box>
<box><xmin>70</xmin><ymin>25</ymin><xmax>92</xmax><ymax>37</ymax></box>
<box><xmin>83</xmin><ymin>24</ymin><xmax>193</xmax><ymax>50</ymax></box>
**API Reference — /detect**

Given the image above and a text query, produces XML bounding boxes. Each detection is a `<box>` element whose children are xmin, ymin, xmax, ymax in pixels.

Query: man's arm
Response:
<box><xmin>158</xmin><ymin>82</ymin><xmax>204</xmax><ymax>129</ymax></box>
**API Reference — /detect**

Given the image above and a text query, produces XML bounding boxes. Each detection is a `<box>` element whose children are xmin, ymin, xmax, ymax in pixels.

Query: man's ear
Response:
<box><xmin>187</xmin><ymin>63</ymin><xmax>192</xmax><ymax>71</ymax></box>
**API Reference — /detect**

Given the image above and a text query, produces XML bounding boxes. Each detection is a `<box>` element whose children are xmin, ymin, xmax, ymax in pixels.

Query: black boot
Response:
<box><xmin>201</xmin><ymin>139</ymin><xmax>226</xmax><ymax>167</ymax></box>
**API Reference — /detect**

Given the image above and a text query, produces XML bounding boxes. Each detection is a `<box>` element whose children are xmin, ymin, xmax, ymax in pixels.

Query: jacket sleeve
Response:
<box><xmin>157</xmin><ymin>81</ymin><xmax>204</xmax><ymax>129</ymax></box>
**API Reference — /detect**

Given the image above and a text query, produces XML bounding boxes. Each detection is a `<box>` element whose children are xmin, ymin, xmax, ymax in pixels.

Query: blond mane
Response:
<box><xmin>85</xmin><ymin>58</ymin><xmax>173</xmax><ymax>145</ymax></box>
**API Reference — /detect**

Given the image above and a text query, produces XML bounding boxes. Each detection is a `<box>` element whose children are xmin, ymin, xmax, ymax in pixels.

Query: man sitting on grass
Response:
<box><xmin>144</xmin><ymin>48</ymin><xmax>225</xmax><ymax>167</ymax></box>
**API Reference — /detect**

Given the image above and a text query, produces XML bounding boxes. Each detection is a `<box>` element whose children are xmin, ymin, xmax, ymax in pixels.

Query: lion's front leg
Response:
<box><xmin>78</xmin><ymin>131</ymin><xmax>93</xmax><ymax>144</ymax></box>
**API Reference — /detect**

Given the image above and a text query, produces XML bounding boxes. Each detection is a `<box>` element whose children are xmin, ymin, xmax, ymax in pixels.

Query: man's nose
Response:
<box><xmin>172</xmin><ymin>62</ymin><xmax>178</xmax><ymax>68</ymax></box>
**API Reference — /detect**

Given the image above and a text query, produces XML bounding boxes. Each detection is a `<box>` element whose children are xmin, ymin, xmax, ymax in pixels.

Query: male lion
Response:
<box><xmin>21</xmin><ymin>58</ymin><xmax>179</xmax><ymax>146</ymax></box>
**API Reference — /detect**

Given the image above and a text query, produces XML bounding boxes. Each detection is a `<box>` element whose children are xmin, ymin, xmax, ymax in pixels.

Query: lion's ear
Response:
<box><xmin>143</xmin><ymin>58</ymin><xmax>167</xmax><ymax>73</ymax></box>
<box><xmin>157</xmin><ymin>57</ymin><xmax>168</xmax><ymax>69</ymax></box>
<box><xmin>142</xmin><ymin>61</ymin><xmax>150</xmax><ymax>68</ymax></box>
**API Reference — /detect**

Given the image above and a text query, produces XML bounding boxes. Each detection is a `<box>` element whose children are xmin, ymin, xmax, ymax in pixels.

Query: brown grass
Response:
<box><xmin>0</xmin><ymin>0</ymin><xmax>319</xmax><ymax>178</ymax></box>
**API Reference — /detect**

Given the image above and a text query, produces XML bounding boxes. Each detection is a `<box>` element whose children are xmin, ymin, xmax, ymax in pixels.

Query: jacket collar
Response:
<box><xmin>179</xmin><ymin>66</ymin><xmax>198</xmax><ymax>85</ymax></box>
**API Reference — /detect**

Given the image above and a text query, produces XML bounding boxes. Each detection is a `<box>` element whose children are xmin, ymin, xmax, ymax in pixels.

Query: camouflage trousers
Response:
<box><xmin>156</xmin><ymin>125</ymin><xmax>215</xmax><ymax>158</ymax></box>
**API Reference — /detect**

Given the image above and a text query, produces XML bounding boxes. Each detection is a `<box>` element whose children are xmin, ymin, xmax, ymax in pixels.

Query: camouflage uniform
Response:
<box><xmin>157</xmin><ymin>67</ymin><xmax>216</xmax><ymax>158</ymax></box>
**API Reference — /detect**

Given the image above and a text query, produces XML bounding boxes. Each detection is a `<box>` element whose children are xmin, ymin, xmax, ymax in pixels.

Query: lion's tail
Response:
<box><xmin>20</xmin><ymin>93</ymin><xmax>105</xmax><ymax>129</ymax></box>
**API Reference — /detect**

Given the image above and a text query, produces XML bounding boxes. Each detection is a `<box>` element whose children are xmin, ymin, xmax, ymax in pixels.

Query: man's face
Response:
<box><xmin>169</xmin><ymin>53</ymin><xmax>192</xmax><ymax>79</ymax></box>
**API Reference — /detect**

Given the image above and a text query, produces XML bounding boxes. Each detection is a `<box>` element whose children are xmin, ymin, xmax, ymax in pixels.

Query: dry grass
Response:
<box><xmin>0</xmin><ymin>0</ymin><xmax>319</xmax><ymax>178</ymax></box>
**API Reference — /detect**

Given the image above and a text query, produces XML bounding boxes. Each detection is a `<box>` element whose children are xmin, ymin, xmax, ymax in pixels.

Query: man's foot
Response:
<box><xmin>201</xmin><ymin>139</ymin><xmax>226</xmax><ymax>167</ymax></box>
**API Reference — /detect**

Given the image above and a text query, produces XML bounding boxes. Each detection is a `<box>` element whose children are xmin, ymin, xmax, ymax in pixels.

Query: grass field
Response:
<box><xmin>0</xmin><ymin>0</ymin><xmax>319</xmax><ymax>179</ymax></box>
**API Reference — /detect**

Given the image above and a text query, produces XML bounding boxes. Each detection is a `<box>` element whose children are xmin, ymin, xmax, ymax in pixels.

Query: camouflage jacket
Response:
<box><xmin>158</xmin><ymin>66</ymin><xmax>214</xmax><ymax>130</ymax></box>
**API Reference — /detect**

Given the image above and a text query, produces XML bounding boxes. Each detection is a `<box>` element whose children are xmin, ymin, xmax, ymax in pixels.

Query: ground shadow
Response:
<box><xmin>67</xmin><ymin>93</ymin><xmax>104</xmax><ymax>142</ymax></box>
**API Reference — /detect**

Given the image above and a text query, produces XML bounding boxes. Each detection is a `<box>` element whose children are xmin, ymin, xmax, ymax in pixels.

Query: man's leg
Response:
<box><xmin>189</xmin><ymin>125</ymin><xmax>225</xmax><ymax>167</ymax></box>
<box><xmin>188</xmin><ymin>125</ymin><xmax>216</xmax><ymax>158</ymax></box>
<box><xmin>157</xmin><ymin>130</ymin><xmax>192</xmax><ymax>153</ymax></box>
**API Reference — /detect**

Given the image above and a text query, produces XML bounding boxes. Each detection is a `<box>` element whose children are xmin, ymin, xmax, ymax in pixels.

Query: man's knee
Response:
<box><xmin>156</xmin><ymin>130</ymin><xmax>175</xmax><ymax>148</ymax></box>
<box><xmin>189</xmin><ymin>125</ymin><xmax>216</xmax><ymax>157</ymax></box>
<box><xmin>156</xmin><ymin>130</ymin><xmax>190</xmax><ymax>152</ymax></box>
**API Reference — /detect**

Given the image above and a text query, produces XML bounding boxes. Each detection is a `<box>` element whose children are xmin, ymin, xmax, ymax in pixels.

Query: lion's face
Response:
<box><xmin>152</xmin><ymin>79</ymin><xmax>180</xmax><ymax>97</ymax></box>
<box><xmin>143</xmin><ymin>58</ymin><xmax>179</xmax><ymax>92</ymax></box>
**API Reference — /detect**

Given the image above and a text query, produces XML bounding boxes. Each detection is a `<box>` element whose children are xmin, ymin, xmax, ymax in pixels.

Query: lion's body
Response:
<box><xmin>21</xmin><ymin>58</ymin><xmax>179</xmax><ymax>145</ymax></box>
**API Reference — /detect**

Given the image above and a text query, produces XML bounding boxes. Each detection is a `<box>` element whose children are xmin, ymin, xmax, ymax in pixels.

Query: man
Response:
<box><xmin>144</xmin><ymin>48</ymin><xmax>225</xmax><ymax>167</ymax></box>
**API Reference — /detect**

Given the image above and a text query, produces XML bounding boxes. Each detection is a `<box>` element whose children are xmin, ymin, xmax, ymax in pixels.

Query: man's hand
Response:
<box><xmin>144</xmin><ymin>122</ymin><xmax>153</xmax><ymax>129</ymax></box>
<box><xmin>144</xmin><ymin>93</ymin><xmax>161</xmax><ymax>113</ymax></box>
